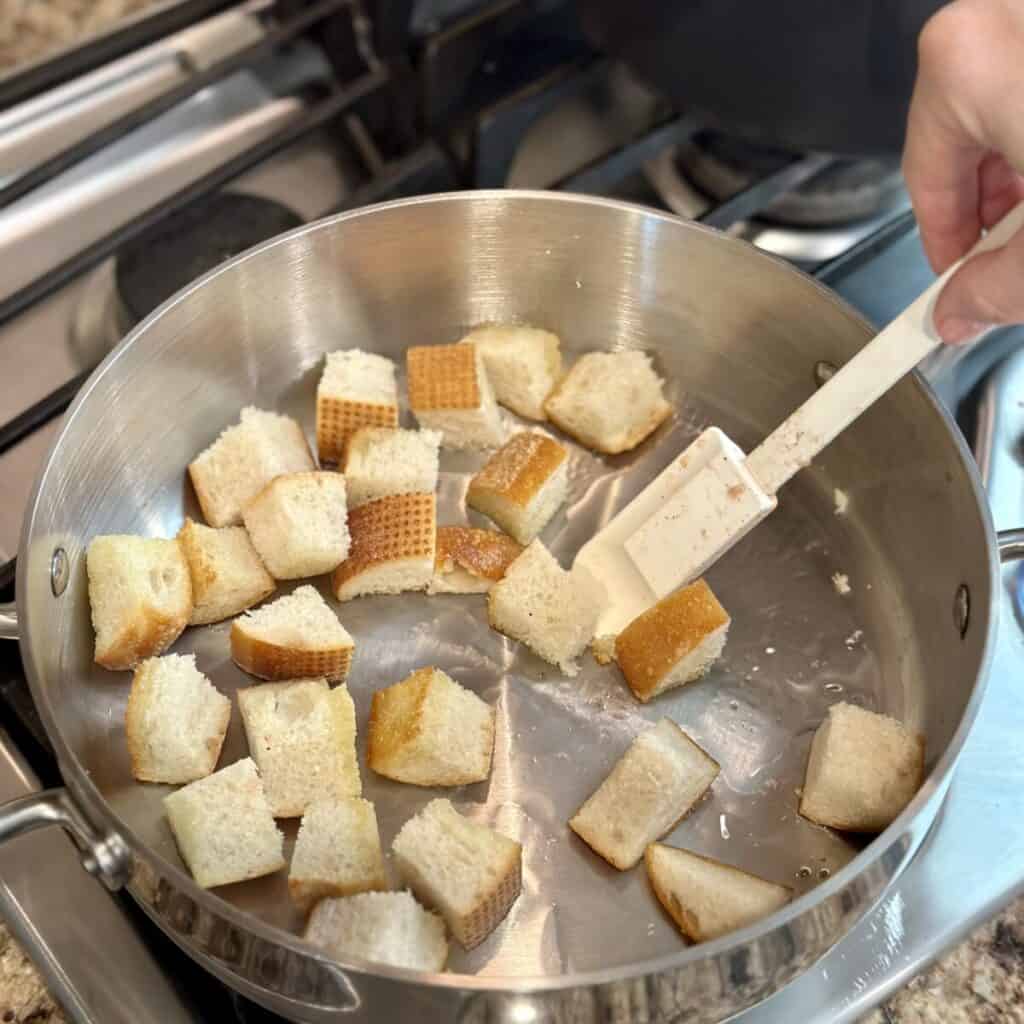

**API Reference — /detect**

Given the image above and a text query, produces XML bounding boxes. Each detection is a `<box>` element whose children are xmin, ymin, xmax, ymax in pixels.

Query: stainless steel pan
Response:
<box><xmin>0</xmin><ymin>191</ymin><xmax>1012</xmax><ymax>1022</ymax></box>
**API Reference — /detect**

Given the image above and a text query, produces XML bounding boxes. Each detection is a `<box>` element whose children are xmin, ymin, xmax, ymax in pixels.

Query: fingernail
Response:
<box><xmin>937</xmin><ymin>317</ymin><xmax>993</xmax><ymax>345</ymax></box>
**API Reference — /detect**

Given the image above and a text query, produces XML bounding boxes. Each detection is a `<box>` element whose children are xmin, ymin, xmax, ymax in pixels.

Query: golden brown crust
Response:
<box><xmin>317</xmin><ymin>396</ymin><xmax>398</xmax><ymax>465</ymax></box>
<box><xmin>230</xmin><ymin>626</ymin><xmax>354</xmax><ymax>682</ymax></box>
<box><xmin>367</xmin><ymin>667</ymin><xmax>433</xmax><ymax>775</ymax></box>
<box><xmin>466</xmin><ymin>433</ymin><xmax>567</xmax><ymax>509</ymax></box>
<box><xmin>407</xmin><ymin>343</ymin><xmax>480</xmax><ymax>412</ymax></box>
<box><xmin>288</xmin><ymin>871</ymin><xmax>387</xmax><ymax>913</ymax></box>
<box><xmin>456</xmin><ymin>845</ymin><xmax>522</xmax><ymax>949</ymax></box>
<box><xmin>331</xmin><ymin>493</ymin><xmax>436</xmax><ymax>596</ymax></box>
<box><xmin>434</xmin><ymin>526</ymin><xmax>522</xmax><ymax>582</ymax></box>
<box><xmin>615</xmin><ymin>580</ymin><xmax>729</xmax><ymax>701</ymax></box>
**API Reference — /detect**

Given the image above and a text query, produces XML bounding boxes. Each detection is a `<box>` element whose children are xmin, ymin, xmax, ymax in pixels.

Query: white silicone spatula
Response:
<box><xmin>576</xmin><ymin>202</ymin><xmax>1024</xmax><ymax>641</ymax></box>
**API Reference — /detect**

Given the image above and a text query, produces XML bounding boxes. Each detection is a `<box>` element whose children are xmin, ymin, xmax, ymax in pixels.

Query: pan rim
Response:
<box><xmin>16</xmin><ymin>188</ymin><xmax>1000</xmax><ymax>995</ymax></box>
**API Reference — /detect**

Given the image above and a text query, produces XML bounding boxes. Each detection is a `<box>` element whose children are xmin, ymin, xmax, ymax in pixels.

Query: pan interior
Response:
<box><xmin>20</xmin><ymin>194</ymin><xmax>990</xmax><ymax>978</ymax></box>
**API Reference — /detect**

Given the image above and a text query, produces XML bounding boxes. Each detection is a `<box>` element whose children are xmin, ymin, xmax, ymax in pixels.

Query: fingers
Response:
<box><xmin>933</xmin><ymin>226</ymin><xmax>1024</xmax><ymax>343</ymax></box>
<box><xmin>978</xmin><ymin>153</ymin><xmax>1024</xmax><ymax>228</ymax></box>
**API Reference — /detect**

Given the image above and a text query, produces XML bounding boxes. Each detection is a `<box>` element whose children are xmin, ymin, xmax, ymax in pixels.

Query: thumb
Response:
<box><xmin>933</xmin><ymin>227</ymin><xmax>1024</xmax><ymax>344</ymax></box>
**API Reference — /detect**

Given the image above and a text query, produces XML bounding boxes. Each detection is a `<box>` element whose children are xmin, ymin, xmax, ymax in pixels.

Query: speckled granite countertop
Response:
<box><xmin>1</xmin><ymin>896</ymin><xmax>1023</xmax><ymax>1022</ymax></box>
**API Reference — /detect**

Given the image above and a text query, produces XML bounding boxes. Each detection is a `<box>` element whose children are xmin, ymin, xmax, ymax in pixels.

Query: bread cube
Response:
<box><xmin>392</xmin><ymin>799</ymin><xmax>521</xmax><ymax>949</ymax></box>
<box><xmin>614</xmin><ymin>579</ymin><xmax>730</xmax><ymax>702</ymax></box>
<box><xmin>163</xmin><ymin>757</ymin><xmax>285</xmax><ymax>888</ymax></box>
<box><xmin>799</xmin><ymin>702</ymin><xmax>925</xmax><ymax>832</ymax></box>
<box><xmin>487</xmin><ymin>540</ymin><xmax>603</xmax><ymax>676</ymax></box>
<box><xmin>460</xmin><ymin>325</ymin><xmax>562</xmax><ymax>421</ymax></box>
<box><xmin>238</xmin><ymin>679</ymin><xmax>360</xmax><ymax>817</ymax></box>
<box><xmin>230</xmin><ymin>585</ymin><xmax>354</xmax><ymax>682</ymax></box>
<box><xmin>289</xmin><ymin>797</ymin><xmax>387</xmax><ymax>911</ymax></box>
<box><xmin>316</xmin><ymin>349</ymin><xmax>399</xmax><ymax>464</ymax></box>
<box><xmin>569</xmin><ymin>719</ymin><xmax>719</xmax><ymax>870</ymax></box>
<box><xmin>368</xmin><ymin>667</ymin><xmax>494</xmax><ymax>786</ymax></box>
<box><xmin>343</xmin><ymin>427</ymin><xmax>441</xmax><ymax>508</ymax></box>
<box><xmin>407</xmin><ymin>343</ymin><xmax>504</xmax><ymax>450</ymax></box>
<box><xmin>545</xmin><ymin>351</ymin><xmax>671</xmax><ymax>454</ymax></box>
<box><xmin>178</xmin><ymin>518</ymin><xmax>275</xmax><ymax>625</ymax></box>
<box><xmin>428</xmin><ymin>526</ymin><xmax>522</xmax><ymax>595</ymax></box>
<box><xmin>332</xmin><ymin>493</ymin><xmax>436</xmax><ymax>601</ymax></box>
<box><xmin>87</xmin><ymin>535</ymin><xmax>192</xmax><ymax>670</ymax></box>
<box><xmin>125</xmin><ymin>654</ymin><xmax>231</xmax><ymax>784</ymax></box>
<box><xmin>242</xmin><ymin>471</ymin><xmax>350</xmax><ymax>580</ymax></box>
<box><xmin>645</xmin><ymin>843</ymin><xmax>791</xmax><ymax>943</ymax></box>
<box><xmin>467</xmin><ymin>432</ymin><xmax>569</xmax><ymax>544</ymax></box>
<box><xmin>188</xmin><ymin>407</ymin><xmax>314</xmax><ymax>527</ymax></box>
<box><xmin>305</xmin><ymin>891</ymin><xmax>448</xmax><ymax>971</ymax></box>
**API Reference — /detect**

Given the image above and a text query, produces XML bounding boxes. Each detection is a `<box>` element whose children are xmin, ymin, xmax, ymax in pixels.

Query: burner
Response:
<box><xmin>676</xmin><ymin>132</ymin><xmax>905</xmax><ymax>227</ymax></box>
<box><xmin>116</xmin><ymin>192</ymin><xmax>304</xmax><ymax>324</ymax></box>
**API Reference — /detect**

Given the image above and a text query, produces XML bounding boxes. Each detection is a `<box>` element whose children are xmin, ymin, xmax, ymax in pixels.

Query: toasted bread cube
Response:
<box><xmin>177</xmin><ymin>518</ymin><xmax>274</xmax><ymax>625</ymax></box>
<box><xmin>467</xmin><ymin>432</ymin><xmax>569</xmax><ymax>544</ymax></box>
<box><xmin>614</xmin><ymin>580</ymin><xmax>730</xmax><ymax>703</ymax></box>
<box><xmin>392</xmin><ymin>799</ymin><xmax>521</xmax><ymax>949</ymax></box>
<box><xmin>332</xmin><ymin>493</ymin><xmax>436</xmax><ymax>601</ymax></box>
<box><xmin>289</xmin><ymin>797</ymin><xmax>387</xmax><ymax>911</ymax></box>
<box><xmin>343</xmin><ymin>427</ymin><xmax>441</xmax><ymax>508</ymax></box>
<box><xmin>799</xmin><ymin>702</ymin><xmax>925</xmax><ymax>832</ymax></box>
<box><xmin>316</xmin><ymin>350</ymin><xmax>399</xmax><ymax>464</ymax></box>
<box><xmin>570</xmin><ymin>719</ymin><xmax>719</xmax><ymax>870</ymax></box>
<box><xmin>545</xmin><ymin>351</ymin><xmax>671</xmax><ymax>454</ymax></box>
<box><xmin>87</xmin><ymin>535</ymin><xmax>192</xmax><ymax>671</ymax></box>
<box><xmin>163</xmin><ymin>757</ymin><xmax>285</xmax><ymax>888</ymax></box>
<box><xmin>407</xmin><ymin>343</ymin><xmax>504</xmax><ymax>450</ymax></box>
<box><xmin>125</xmin><ymin>654</ymin><xmax>231</xmax><ymax>784</ymax></box>
<box><xmin>230</xmin><ymin>585</ymin><xmax>354</xmax><ymax>682</ymax></box>
<box><xmin>645</xmin><ymin>843</ymin><xmax>791</xmax><ymax>943</ymax></box>
<box><xmin>428</xmin><ymin>526</ymin><xmax>522</xmax><ymax>595</ymax></box>
<box><xmin>242</xmin><ymin>471</ymin><xmax>350</xmax><ymax>580</ymax></box>
<box><xmin>368</xmin><ymin>667</ymin><xmax>494</xmax><ymax>786</ymax></box>
<box><xmin>460</xmin><ymin>325</ymin><xmax>562</xmax><ymax>421</ymax></box>
<box><xmin>238</xmin><ymin>679</ymin><xmax>360</xmax><ymax>818</ymax></box>
<box><xmin>188</xmin><ymin>407</ymin><xmax>314</xmax><ymax>527</ymax></box>
<box><xmin>487</xmin><ymin>540</ymin><xmax>603</xmax><ymax>676</ymax></box>
<box><xmin>305</xmin><ymin>891</ymin><xmax>448</xmax><ymax>971</ymax></box>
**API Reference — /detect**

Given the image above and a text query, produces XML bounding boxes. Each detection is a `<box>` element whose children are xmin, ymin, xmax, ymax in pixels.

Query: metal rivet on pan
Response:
<box><xmin>50</xmin><ymin>548</ymin><xmax>68</xmax><ymax>597</ymax></box>
<box><xmin>954</xmin><ymin>584</ymin><xmax>970</xmax><ymax>638</ymax></box>
<box><xmin>814</xmin><ymin>360</ymin><xmax>837</xmax><ymax>386</ymax></box>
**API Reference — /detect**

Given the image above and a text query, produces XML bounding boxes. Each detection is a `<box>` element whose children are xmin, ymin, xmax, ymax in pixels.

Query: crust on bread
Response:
<box><xmin>468</xmin><ymin>432</ymin><xmax>567</xmax><ymax>508</ymax></box>
<box><xmin>230</xmin><ymin>628</ymin><xmax>354</xmax><ymax>682</ymax></box>
<box><xmin>433</xmin><ymin>526</ymin><xmax>522</xmax><ymax>582</ymax></box>
<box><xmin>407</xmin><ymin>344</ymin><xmax>481</xmax><ymax>412</ymax></box>
<box><xmin>317</xmin><ymin>397</ymin><xmax>399</xmax><ymax>465</ymax></box>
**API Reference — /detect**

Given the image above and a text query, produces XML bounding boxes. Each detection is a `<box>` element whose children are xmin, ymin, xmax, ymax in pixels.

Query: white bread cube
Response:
<box><xmin>305</xmin><ymin>891</ymin><xmax>447</xmax><ymax>971</ymax></box>
<box><xmin>316</xmin><ymin>349</ymin><xmax>399</xmax><ymax>464</ymax></box>
<box><xmin>460</xmin><ymin>325</ymin><xmax>562</xmax><ymax>421</ymax></box>
<box><xmin>289</xmin><ymin>797</ymin><xmax>387</xmax><ymax>911</ymax></box>
<box><xmin>87</xmin><ymin>535</ymin><xmax>192</xmax><ymax>671</ymax></box>
<box><xmin>368</xmin><ymin>667</ymin><xmax>494</xmax><ymax>786</ymax></box>
<box><xmin>332</xmin><ymin>493</ymin><xmax>436</xmax><ymax>601</ymax></box>
<box><xmin>428</xmin><ymin>526</ymin><xmax>522</xmax><ymax>595</ymax></box>
<box><xmin>569</xmin><ymin>719</ymin><xmax>719</xmax><ymax>870</ymax></box>
<box><xmin>799</xmin><ymin>702</ymin><xmax>925</xmax><ymax>832</ymax></box>
<box><xmin>614</xmin><ymin>579</ymin><xmax>730</xmax><ymax>703</ymax></box>
<box><xmin>230</xmin><ymin>585</ymin><xmax>354</xmax><ymax>682</ymax></box>
<box><xmin>645</xmin><ymin>843</ymin><xmax>791</xmax><ymax>943</ymax></box>
<box><xmin>163</xmin><ymin>757</ymin><xmax>285</xmax><ymax>888</ymax></box>
<box><xmin>487</xmin><ymin>540</ymin><xmax>604</xmax><ymax>676</ymax></box>
<box><xmin>544</xmin><ymin>351</ymin><xmax>672</xmax><ymax>454</ymax></box>
<box><xmin>407</xmin><ymin>343</ymin><xmax>504</xmax><ymax>450</ymax></box>
<box><xmin>392</xmin><ymin>799</ymin><xmax>521</xmax><ymax>949</ymax></box>
<box><xmin>188</xmin><ymin>407</ymin><xmax>314</xmax><ymax>527</ymax></box>
<box><xmin>178</xmin><ymin>518</ymin><xmax>274</xmax><ymax>625</ymax></box>
<box><xmin>343</xmin><ymin>427</ymin><xmax>441</xmax><ymax>508</ymax></box>
<box><xmin>125</xmin><ymin>654</ymin><xmax>231</xmax><ymax>784</ymax></box>
<box><xmin>238</xmin><ymin>679</ymin><xmax>360</xmax><ymax>817</ymax></box>
<box><xmin>467</xmin><ymin>432</ymin><xmax>569</xmax><ymax>544</ymax></box>
<box><xmin>242</xmin><ymin>471</ymin><xmax>350</xmax><ymax>580</ymax></box>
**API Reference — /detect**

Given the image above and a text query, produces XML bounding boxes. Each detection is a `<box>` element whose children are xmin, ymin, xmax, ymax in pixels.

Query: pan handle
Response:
<box><xmin>998</xmin><ymin>529</ymin><xmax>1024</xmax><ymax>561</ymax></box>
<box><xmin>0</xmin><ymin>600</ymin><xmax>16</xmax><ymax>641</ymax></box>
<box><xmin>0</xmin><ymin>789</ymin><xmax>132</xmax><ymax>890</ymax></box>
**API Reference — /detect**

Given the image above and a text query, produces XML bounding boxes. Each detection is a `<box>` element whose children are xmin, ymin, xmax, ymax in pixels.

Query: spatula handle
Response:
<box><xmin>745</xmin><ymin>202</ymin><xmax>1024</xmax><ymax>496</ymax></box>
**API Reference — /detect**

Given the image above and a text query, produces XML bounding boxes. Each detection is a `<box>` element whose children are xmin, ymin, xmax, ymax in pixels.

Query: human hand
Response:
<box><xmin>902</xmin><ymin>0</ymin><xmax>1024</xmax><ymax>343</ymax></box>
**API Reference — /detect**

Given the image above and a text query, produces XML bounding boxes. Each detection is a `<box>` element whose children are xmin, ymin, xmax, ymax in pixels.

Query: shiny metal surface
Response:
<box><xmin>11</xmin><ymin>192</ymin><xmax>999</xmax><ymax>1020</ymax></box>
<box><xmin>0</xmin><ymin>601</ymin><xmax>15</xmax><ymax>641</ymax></box>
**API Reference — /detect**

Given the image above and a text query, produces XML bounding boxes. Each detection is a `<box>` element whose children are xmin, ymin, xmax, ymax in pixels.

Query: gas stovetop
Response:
<box><xmin>0</xmin><ymin>2</ymin><xmax>1023</xmax><ymax>1022</ymax></box>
